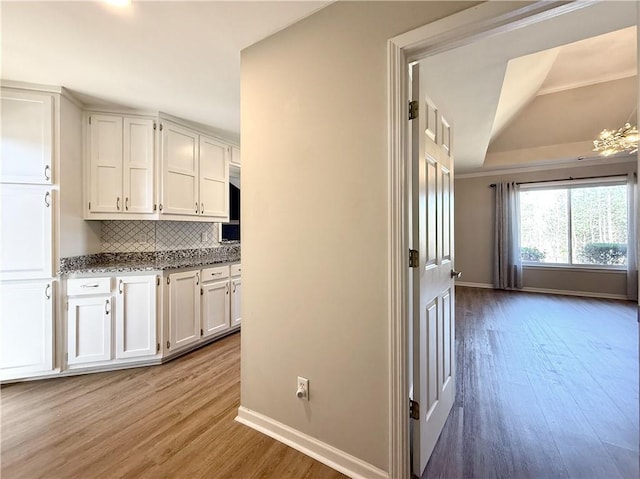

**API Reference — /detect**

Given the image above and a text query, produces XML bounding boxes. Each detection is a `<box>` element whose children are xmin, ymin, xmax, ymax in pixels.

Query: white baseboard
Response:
<box><xmin>455</xmin><ymin>281</ymin><xmax>494</xmax><ymax>289</ymax></box>
<box><xmin>235</xmin><ymin>406</ymin><xmax>389</xmax><ymax>479</ymax></box>
<box><xmin>521</xmin><ymin>286</ymin><xmax>628</xmax><ymax>301</ymax></box>
<box><xmin>454</xmin><ymin>281</ymin><xmax>629</xmax><ymax>300</ymax></box>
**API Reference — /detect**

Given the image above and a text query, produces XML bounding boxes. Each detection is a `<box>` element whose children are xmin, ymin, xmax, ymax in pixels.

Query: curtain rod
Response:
<box><xmin>489</xmin><ymin>172</ymin><xmax>635</xmax><ymax>188</ymax></box>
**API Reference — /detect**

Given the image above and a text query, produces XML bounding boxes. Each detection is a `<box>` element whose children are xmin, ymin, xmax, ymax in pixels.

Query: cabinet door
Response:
<box><xmin>168</xmin><ymin>271</ymin><xmax>200</xmax><ymax>351</ymax></box>
<box><xmin>230</xmin><ymin>146</ymin><xmax>241</xmax><ymax>166</ymax></box>
<box><xmin>0</xmin><ymin>185</ymin><xmax>53</xmax><ymax>280</ymax></box>
<box><xmin>115</xmin><ymin>275</ymin><xmax>157</xmax><ymax>359</ymax></box>
<box><xmin>0</xmin><ymin>280</ymin><xmax>54</xmax><ymax>380</ymax></box>
<box><xmin>199</xmin><ymin>136</ymin><xmax>228</xmax><ymax>218</ymax></box>
<box><xmin>161</xmin><ymin>122</ymin><xmax>198</xmax><ymax>216</ymax></box>
<box><xmin>89</xmin><ymin>114</ymin><xmax>123</xmax><ymax>213</ymax></box>
<box><xmin>68</xmin><ymin>296</ymin><xmax>113</xmax><ymax>364</ymax></box>
<box><xmin>231</xmin><ymin>277</ymin><xmax>242</xmax><ymax>327</ymax></box>
<box><xmin>0</xmin><ymin>90</ymin><xmax>53</xmax><ymax>184</ymax></box>
<box><xmin>123</xmin><ymin>118</ymin><xmax>155</xmax><ymax>214</ymax></box>
<box><xmin>201</xmin><ymin>280</ymin><xmax>230</xmax><ymax>338</ymax></box>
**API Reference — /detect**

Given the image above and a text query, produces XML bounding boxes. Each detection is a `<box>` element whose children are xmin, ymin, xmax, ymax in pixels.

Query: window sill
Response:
<box><xmin>523</xmin><ymin>263</ymin><xmax>627</xmax><ymax>274</ymax></box>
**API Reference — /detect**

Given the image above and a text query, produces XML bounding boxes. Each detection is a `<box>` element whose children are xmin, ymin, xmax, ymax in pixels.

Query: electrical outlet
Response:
<box><xmin>296</xmin><ymin>376</ymin><xmax>309</xmax><ymax>401</ymax></box>
<box><xmin>201</xmin><ymin>232</ymin><xmax>208</xmax><ymax>242</ymax></box>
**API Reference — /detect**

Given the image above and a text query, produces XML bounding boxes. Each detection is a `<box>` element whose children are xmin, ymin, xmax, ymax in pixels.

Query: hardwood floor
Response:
<box><xmin>1</xmin><ymin>333</ymin><xmax>346</xmax><ymax>479</ymax></box>
<box><xmin>423</xmin><ymin>287</ymin><xmax>640</xmax><ymax>479</ymax></box>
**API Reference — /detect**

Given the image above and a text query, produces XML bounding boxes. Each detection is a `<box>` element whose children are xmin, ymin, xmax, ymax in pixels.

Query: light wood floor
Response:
<box><xmin>1</xmin><ymin>333</ymin><xmax>346</xmax><ymax>479</ymax></box>
<box><xmin>424</xmin><ymin>287</ymin><xmax>639</xmax><ymax>479</ymax></box>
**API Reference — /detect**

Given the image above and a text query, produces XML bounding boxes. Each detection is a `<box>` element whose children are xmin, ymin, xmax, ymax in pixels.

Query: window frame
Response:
<box><xmin>519</xmin><ymin>176</ymin><xmax>628</xmax><ymax>271</ymax></box>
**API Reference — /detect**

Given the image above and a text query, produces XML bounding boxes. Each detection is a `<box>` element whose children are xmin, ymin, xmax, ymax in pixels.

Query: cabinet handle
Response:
<box><xmin>105</xmin><ymin>299</ymin><xmax>110</xmax><ymax>315</ymax></box>
<box><xmin>195</xmin><ymin>203</ymin><xmax>199</xmax><ymax>214</ymax></box>
<box><xmin>226</xmin><ymin>284</ymin><xmax>229</xmax><ymax>295</ymax></box>
<box><xmin>44</xmin><ymin>191</ymin><xmax>51</xmax><ymax>208</ymax></box>
<box><xmin>233</xmin><ymin>283</ymin><xmax>236</xmax><ymax>293</ymax></box>
<box><xmin>201</xmin><ymin>203</ymin><xmax>204</xmax><ymax>214</ymax></box>
<box><xmin>117</xmin><ymin>197</ymin><xmax>121</xmax><ymax>210</ymax></box>
<box><xmin>159</xmin><ymin>204</ymin><xmax>163</xmax><ymax>212</ymax></box>
<box><xmin>125</xmin><ymin>197</ymin><xmax>129</xmax><ymax>211</ymax></box>
<box><xmin>80</xmin><ymin>284</ymin><xmax>100</xmax><ymax>288</ymax></box>
<box><xmin>118</xmin><ymin>280</ymin><xmax>124</xmax><ymax>294</ymax></box>
<box><xmin>45</xmin><ymin>283</ymin><xmax>51</xmax><ymax>300</ymax></box>
<box><xmin>196</xmin><ymin>273</ymin><xmax>200</xmax><ymax>285</ymax></box>
<box><xmin>44</xmin><ymin>165</ymin><xmax>51</xmax><ymax>181</ymax></box>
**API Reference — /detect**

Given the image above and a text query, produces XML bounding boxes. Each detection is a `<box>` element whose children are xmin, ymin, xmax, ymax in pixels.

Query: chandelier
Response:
<box><xmin>593</xmin><ymin>122</ymin><xmax>639</xmax><ymax>156</ymax></box>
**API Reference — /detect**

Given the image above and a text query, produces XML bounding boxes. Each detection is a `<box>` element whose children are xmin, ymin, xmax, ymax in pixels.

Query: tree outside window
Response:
<box><xmin>519</xmin><ymin>182</ymin><xmax>627</xmax><ymax>267</ymax></box>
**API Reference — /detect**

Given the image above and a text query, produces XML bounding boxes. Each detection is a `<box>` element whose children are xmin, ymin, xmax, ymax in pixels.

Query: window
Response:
<box><xmin>519</xmin><ymin>179</ymin><xmax>628</xmax><ymax>267</ymax></box>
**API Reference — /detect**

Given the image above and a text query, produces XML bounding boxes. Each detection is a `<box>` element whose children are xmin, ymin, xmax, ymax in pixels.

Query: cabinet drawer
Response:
<box><xmin>230</xmin><ymin>264</ymin><xmax>241</xmax><ymax>277</ymax></box>
<box><xmin>202</xmin><ymin>265</ymin><xmax>229</xmax><ymax>282</ymax></box>
<box><xmin>67</xmin><ymin>277</ymin><xmax>112</xmax><ymax>296</ymax></box>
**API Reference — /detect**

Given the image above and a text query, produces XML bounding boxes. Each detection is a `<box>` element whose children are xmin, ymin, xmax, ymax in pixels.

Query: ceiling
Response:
<box><xmin>420</xmin><ymin>1</ymin><xmax>638</xmax><ymax>173</ymax></box>
<box><xmin>1</xmin><ymin>1</ymin><xmax>329</xmax><ymax>142</ymax></box>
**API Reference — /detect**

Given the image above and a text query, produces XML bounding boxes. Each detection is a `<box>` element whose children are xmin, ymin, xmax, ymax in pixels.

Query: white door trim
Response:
<box><xmin>386</xmin><ymin>2</ymin><xmax>599</xmax><ymax>477</ymax></box>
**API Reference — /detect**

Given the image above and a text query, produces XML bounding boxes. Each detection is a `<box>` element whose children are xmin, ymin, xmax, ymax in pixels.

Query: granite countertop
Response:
<box><xmin>59</xmin><ymin>245</ymin><xmax>240</xmax><ymax>275</ymax></box>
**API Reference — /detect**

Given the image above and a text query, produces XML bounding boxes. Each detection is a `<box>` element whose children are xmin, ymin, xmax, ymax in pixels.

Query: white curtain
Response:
<box><xmin>493</xmin><ymin>181</ymin><xmax>523</xmax><ymax>289</ymax></box>
<box><xmin>627</xmin><ymin>172</ymin><xmax>638</xmax><ymax>301</ymax></box>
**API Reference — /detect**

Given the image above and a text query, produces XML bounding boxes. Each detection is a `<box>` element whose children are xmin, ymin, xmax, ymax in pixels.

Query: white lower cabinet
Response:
<box><xmin>167</xmin><ymin>270</ymin><xmax>201</xmax><ymax>352</ymax></box>
<box><xmin>66</xmin><ymin>274</ymin><xmax>158</xmax><ymax>368</ymax></box>
<box><xmin>0</xmin><ymin>280</ymin><xmax>54</xmax><ymax>380</ymax></box>
<box><xmin>201</xmin><ymin>265</ymin><xmax>230</xmax><ymax>339</ymax></box>
<box><xmin>67</xmin><ymin>295</ymin><xmax>113</xmax><ymax>364</ymax></box>
<box><xmin>115</xmin><ymin>275</ymin><xmax>157</xmax><ymax>359</ymax></box>
<box><xmin>230</xmin><ymin>277</ymin><xmax>242</xmax><ymax>327</ymax></box>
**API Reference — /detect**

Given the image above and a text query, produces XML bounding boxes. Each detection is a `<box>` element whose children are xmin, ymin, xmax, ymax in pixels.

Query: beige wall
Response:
<box><xmin>455</xmin><ymin>160</ymin><xmax>636</xmax><ymax>297</ymax></box>
<box><xmin>240</xmin><ymin>1</ymin><xmax>477</xmax><ymax>471</ymax></box>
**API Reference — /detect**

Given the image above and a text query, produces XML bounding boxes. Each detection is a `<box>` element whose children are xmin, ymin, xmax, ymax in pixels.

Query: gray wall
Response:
<box><xmin>240</xmin><ymin>1</ymin><xmax>478</xmax><ymax>471</ymax></box>
<box><xmin>455</xmin><ymin>159</ymin><xmax>636</xmax><ymax>297</ymax></box>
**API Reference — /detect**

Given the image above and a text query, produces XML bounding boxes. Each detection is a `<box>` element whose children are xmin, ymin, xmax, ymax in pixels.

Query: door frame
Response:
<box><xmin>386</xmin><ymin>2</ymin><xmax>600</xmax><ymax>477</ymax></box>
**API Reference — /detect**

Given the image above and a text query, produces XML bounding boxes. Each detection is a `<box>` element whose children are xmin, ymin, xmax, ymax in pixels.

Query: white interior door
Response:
<box><xmin>411</xmin><ymin>63</ymin><xmax>456</xmax><ymax>476</ymax></box>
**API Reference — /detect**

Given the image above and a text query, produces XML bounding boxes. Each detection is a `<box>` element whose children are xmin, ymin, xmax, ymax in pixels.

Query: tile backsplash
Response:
<box><xmin>102</xmin><ymin>221</ymin><xmax>220</xmax><ymax>253</ymax></box>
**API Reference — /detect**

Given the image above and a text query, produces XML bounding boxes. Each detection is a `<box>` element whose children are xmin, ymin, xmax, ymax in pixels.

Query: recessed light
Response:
<box><xmin>104</xmin><ymin>0</ymin><xmax>132</xmax><ymax>7</ymax></box>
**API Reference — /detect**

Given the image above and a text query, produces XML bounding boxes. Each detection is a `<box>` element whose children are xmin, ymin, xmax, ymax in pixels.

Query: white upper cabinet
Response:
<box><xmin>199</xmin><ymin>135</ymin><xmax>228</xmax><ymax>218</ymax></box>
<box><xmin>0</xmin><ymin>90</ymin><xmax>53</xmax><ymax>184</ymax></box>
<box><xmin>89</xmin><ymin>114</ymin><xmax>123</xmax><ymax>213</ymax></box>
<box><xmin>123</xmin><ymin>118</ymin><xmax>155</xmax><ymax>214</ymax></box>
<box><xmin>0</xmin><ymin>184</ymin><xmax>53</xmax><ymax>280</ymax></box>
<box><xmin>161</xmin><ymin>121</ymin><xmax>199</xmax><ymax>216</ymax></box>
<box><xmin>230</xmin><ymin>146</ymin><xmax>241</xmax><ymax>167</ymax></box>
<box><xmin>160</xmin><ymin>121</ymin><xmax>230</xmax><ymax>220</ymax></box>
<box><xmin>86</xmin><ymin>113</ymin><xmax>155</xmax><ymax>217</ymax></box>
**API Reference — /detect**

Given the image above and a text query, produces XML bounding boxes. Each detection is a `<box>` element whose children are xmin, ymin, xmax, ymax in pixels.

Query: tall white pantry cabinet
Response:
<box><xmin>0</xmin><ymin>84</ymin><xmax>98</xmax><ymax>381</ymax></box>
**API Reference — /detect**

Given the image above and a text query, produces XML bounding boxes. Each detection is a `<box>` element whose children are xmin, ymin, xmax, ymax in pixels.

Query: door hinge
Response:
<box><xmin>88</xmin><ymin>116</ymin><xmax>92</xmax><ymax>125</ymax></box>
<box><xmin>409</xmin><ymin>249</ymin><xmax>419</xmax><ymax>268</ymax></box>
<box><xmin>157</xmin><ymin>343</ymin><xmax>160</xmax><ymax>353</ymax></box>
<box><xmin>167</xmin><ymin>340</ymin><xmax>170</xmax><ymax>349</ymax></box>
<box><xmin>200</xmin><ymin>329</ymin><xmax>203</xmax><ymax>336</ymax></box>
<box><xmin>88</xmin><ymin>201</ymin><xmax>91</xmax><ymax>211</ymax></box>
<box><xmin>410</xmin><ymin>399</ymin><xmax>419</xmax><ymax>420</ymax></box>
<box><xmin>409</xmin><ymin>100</ymin><xmax>418</xmax><ymax>120</ymax></box>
